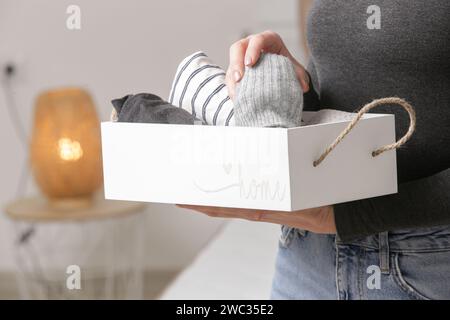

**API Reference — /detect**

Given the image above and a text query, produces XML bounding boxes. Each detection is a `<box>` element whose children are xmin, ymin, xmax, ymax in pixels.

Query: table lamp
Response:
<box><xmin>30</xmin><ymin>87</ymin><xmax>103</xmax><ymax>208</ymax></box>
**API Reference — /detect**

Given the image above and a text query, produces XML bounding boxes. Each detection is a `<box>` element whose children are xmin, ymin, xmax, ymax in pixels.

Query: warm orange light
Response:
<box><xmin>30</xmin><ymin>87</ymin><xmax>103</xmax><ymax>202</ymax></box>
<box><xmin>58</xmin><ymin>138</ymin><xmax>83</xmax><ymax>161</ymax></box>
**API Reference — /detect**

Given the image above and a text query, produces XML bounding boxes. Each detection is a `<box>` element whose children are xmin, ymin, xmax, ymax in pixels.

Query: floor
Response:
<box><xmin>0</xmin><ymin>270</ymin><xmax>179</xmax><ymax>300</ymax></box>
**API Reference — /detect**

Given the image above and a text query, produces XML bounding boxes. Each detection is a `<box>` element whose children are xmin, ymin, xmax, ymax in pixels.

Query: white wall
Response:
<box><xmin>0</xmin><ymin>0</ymin><xmax>302</xmax><ymax>272</ymax></box>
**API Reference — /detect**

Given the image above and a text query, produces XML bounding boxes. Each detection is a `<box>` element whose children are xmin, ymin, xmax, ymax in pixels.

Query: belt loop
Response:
<box><xmin>378</xmin><ymin>231</ymin><xmax>390</xmax><ymax>274</ymax></box>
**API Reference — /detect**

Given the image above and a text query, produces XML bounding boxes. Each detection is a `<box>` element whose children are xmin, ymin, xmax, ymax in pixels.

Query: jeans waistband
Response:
<box><xmin>336</xmin><ymin>225</ymin><xmax>450</xmax><ymax>254</ymax></box>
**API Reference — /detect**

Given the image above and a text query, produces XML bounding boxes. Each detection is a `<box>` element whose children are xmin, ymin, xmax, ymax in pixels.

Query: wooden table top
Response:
<box><xmin>4</xmin><ymin>194</ymin><xmax>147</xmax><ymax>222</ymax></box>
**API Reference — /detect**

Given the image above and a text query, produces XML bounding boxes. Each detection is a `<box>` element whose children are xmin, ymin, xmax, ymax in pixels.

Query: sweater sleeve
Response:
<box><xmin>304</xmin><ymin>61</ymin><xmax>450</xmax><ymax>241</ymax></box>
<box><xmin>334</xmin><ymin>168</ymin><xmax>450</xmax><ymax>241</ymax></box>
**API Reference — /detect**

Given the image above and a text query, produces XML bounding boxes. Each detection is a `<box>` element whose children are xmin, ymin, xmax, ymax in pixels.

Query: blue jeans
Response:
<box><xmin>271</xmin><ymin>225</ymin><xmax>450</xmax><ymax>300</ymax></box>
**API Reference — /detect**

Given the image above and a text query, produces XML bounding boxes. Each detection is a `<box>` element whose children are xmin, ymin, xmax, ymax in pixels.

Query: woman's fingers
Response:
<box><xmin>226</xmin><ymin>31</ymin><xmax>310</xmax><ymax>98</ymax></box>
<box><xmin>177</xmin><ymin>205</ymin><xmax>264</xmax><ymax>221</ymax></box>
<box><xmin>292</xmin><ymin>62</ymin><xmax>310</xmax><ymax>93</ymax></box>
<box><xmin>226</xmin><ymin>38</ymin><xmax>249</xmax><ymax>98</ymax></box>
<box><xmin>177</xmin><ymin>204</ymin><xmax>336</xmax><ymax>234</ymax></box>
<box><xmin>226</xmin><ymin>31</ymin><xmax>282</xmax><ymax>98</ymax></box>
<box><xmin>244</xmin><ymin>33</ymin><xmax>267</xmax><ymax>67</ymax></box>
<box><xmin>225</xmin><ymin>68</ymin><xmax>236</xmax><ymax>100</ymax></box>
<box><xmin>244</xmin><ymin>31</ymin><xmax>280</xmax><ymax>66</ymax></box>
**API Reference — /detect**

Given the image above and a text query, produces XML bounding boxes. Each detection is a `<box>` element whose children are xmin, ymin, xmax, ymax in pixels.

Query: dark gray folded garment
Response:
<box><xmin>112</xmin><ymin>93</ymin><xmax>195</xmax><ymax>125</ymax></box>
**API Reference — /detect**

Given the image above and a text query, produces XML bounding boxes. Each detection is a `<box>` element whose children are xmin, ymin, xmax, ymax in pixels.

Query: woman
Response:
<box><xmin>179</xmin><ymin>0</ymin><xmax>450</xmax><ymax>299</ymax></box>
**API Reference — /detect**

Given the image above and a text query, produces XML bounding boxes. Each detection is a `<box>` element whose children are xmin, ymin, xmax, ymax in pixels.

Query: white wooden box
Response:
<box><xmin>101</xmin><ymin>111</ymin><xmax>397</xmax><ymax>211</ymax></box>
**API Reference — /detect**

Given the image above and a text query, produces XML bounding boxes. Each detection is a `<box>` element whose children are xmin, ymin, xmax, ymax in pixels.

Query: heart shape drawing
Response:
<box><xmin>223</xmin><ymin>163</ymin><xmax>232</xmax><ymax>175</ymax></box>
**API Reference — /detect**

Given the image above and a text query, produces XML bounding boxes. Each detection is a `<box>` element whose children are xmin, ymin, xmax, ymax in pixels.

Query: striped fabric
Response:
<box><xmin>169</xmin><ymin>51</ymin><xmax>235</xmax><ymax>126</ymax></box>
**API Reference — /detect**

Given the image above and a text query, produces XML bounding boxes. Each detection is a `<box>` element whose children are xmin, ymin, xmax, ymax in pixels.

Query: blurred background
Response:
<box><xmin>0</xmin><ymin>0</ymin><xmax>310</xmax><ymax>299</ymax></box>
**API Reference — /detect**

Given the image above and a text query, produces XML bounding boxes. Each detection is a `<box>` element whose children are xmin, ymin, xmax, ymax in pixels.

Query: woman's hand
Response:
<box><xmin>226</xmin><ymin>30</ymin><xmax>310</xmax><ymax>99</ymax></box>
<box><xmin>177</xmin><ymin>205</ymin><xmax>336</xmax><ymax>234</ymax></box>
<box><xmin>188</xmin><ymin>32</ymin><xmax>332</xmax><ymax>234</ymax></box>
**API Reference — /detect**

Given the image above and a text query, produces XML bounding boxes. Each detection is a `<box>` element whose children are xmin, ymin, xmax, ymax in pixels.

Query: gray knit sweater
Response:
<box><xmin>304</xmin><ymin>0</ymin><xmax>450</xmax><ymax>241</ymax></box>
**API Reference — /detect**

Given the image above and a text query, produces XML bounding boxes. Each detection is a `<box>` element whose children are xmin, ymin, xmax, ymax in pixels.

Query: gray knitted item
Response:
<box><xmin>235</xmin><ymin>53</ymin><xmax>303</xmax><ymax>128</ymax></box>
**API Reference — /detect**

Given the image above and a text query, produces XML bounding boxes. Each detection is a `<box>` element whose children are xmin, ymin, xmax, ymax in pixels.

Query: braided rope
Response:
<box><xmin>313</xmin><ymin>97</ymin><xmax>416</xmax><ymax>167</ymax></box>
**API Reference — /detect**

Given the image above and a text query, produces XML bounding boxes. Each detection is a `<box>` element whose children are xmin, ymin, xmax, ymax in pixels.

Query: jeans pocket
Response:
<box><xmin>392</xmin><ymin>250</ymin><xmax>450</xmax><ymax>300</ymax></box>
<box><xmin>278</xmin><ymin>225</ymin><xmax>295</xmax><ymax>249</ymax></box>
<box><xmin>278</xmin><ymin>226</ymin><xmax>307</xmax><ymax>249</ymax></box>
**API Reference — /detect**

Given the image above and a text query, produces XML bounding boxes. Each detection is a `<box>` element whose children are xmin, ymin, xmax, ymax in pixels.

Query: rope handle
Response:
<box><xmin>313</xmin><ymin>97</ymin><xmax>416</xmax><ymax>167</ymax></box>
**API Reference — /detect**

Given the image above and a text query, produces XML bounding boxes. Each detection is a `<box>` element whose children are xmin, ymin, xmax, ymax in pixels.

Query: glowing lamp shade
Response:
<box><xmin>30</xmin><ymin>88</ymin><xmax>103</xmax><ymax>205</ymax></box>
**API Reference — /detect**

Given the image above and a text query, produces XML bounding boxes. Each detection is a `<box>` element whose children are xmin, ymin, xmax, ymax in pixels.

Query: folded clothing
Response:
<box><xmin>306</xmin><ymin>108</ymin><xmax>355</xmax><ymax>125</ymax></box>
<box><xmin>235</xmin><ymin>53</ymin><xmax>303</xmax><ymax>128</ymax></box>
<box><xmin>111</xmin><ymin>93</ymin><xmax>195</xmax><ymax>125</ymax></box>
<box><xmin>169</xmin><ymin>51</ymin><xmax>235</xmax><ymax>126</ymax></box>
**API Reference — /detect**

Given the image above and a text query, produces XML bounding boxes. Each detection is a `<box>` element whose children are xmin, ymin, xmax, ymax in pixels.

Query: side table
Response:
<box><xmin>4</xmin><ymin>195</ymin><xmax>147</xmax><ymax>300</ymax></box>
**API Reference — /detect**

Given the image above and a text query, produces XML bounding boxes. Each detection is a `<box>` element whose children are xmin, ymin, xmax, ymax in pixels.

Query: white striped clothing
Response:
<box><xmin>169</xmin><ymin>51</ymin><xmax>235</xmax><ymax>126</ymax></box>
